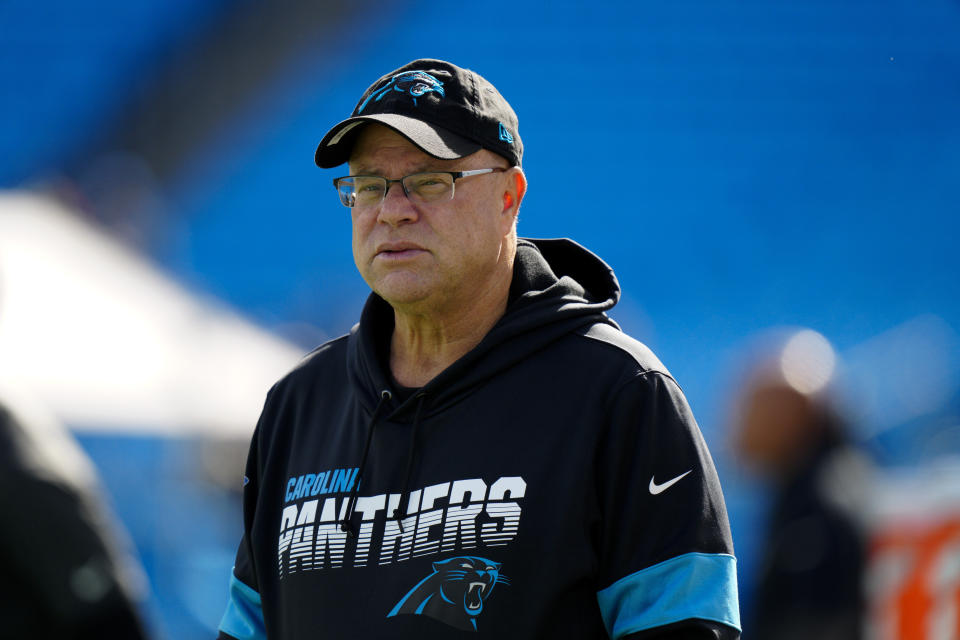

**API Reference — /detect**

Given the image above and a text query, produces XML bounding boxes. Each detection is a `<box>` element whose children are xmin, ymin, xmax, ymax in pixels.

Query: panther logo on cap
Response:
<box><xmin>357</xmin><ymin>71</ymin><xmax>445</xmax><ymax>114</ymax></box>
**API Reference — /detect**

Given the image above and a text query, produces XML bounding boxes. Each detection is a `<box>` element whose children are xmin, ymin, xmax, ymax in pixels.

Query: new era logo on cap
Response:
<box><xmin>315</xmin><ymin>59</ymin><xmax>522</xmax><ymax>169</ymax></box>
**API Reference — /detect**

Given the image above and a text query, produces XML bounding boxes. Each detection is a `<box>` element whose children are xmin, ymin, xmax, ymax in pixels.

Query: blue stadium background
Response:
<box><xmin>2</xmin><ymin>0</ymin><xmax>959</xmax><ymax>637</ymax></box>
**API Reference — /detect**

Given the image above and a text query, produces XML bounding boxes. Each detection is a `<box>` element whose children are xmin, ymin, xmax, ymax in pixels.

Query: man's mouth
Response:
<box><xmin>465</xmin><ymin>582</ymin><xmax>486</xmax><ymax>610</ymax></box>
<box><xmin>379</xmin><ymin>248</ymin><xmax>421</xmax><ymax>256</ymax></box>
<box><xmin>375</xmin><ymin>244</ymin><xmax>426</xmax><ymax>261</ymax></box>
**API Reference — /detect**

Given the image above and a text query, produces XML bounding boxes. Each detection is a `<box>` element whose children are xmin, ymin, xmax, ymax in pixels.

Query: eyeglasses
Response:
<box><xmin>332</xmin><ymin>168</ymin><xmax>506</xmax><ymax>208</ymax></box>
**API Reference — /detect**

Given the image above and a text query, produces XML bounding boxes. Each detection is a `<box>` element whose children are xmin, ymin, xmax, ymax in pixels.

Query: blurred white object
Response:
<box><xmin>0</xmin><ymin>190</ymin><xmax>303</xmax><ymax>436</ymax></box>
<box><xmin>780</xmin><ymin>329</ymin><xmax>837</xmax><ymax>396</ymax></box>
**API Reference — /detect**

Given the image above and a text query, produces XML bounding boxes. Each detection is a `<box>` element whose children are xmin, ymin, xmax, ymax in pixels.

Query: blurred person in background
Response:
<box><xmin>732</xmin><ymin>329</ymin><xmax>870</xmax><ymax>640</ymax></box>
<box><xmin>0</xmin><ymin>391</ymin><xmax>150</xmax><ymax>639</ymax></box>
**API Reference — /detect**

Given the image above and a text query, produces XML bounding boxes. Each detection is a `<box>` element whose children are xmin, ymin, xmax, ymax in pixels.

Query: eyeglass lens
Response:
<box><xmin>337</xmin><ymin>173</ymin><xmax>456</xmax><ymax>208</ymax></box>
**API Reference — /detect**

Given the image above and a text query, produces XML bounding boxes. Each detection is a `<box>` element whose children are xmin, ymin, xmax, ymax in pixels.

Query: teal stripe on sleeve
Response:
<box><xmin>596</xmin><ymin>552</ymin><xmax>740</xmax><ymax>639</ymax></box>
<box><xmin>218</xmin><ymin>571</ymin><xmax>266</xmax><ymax>640</ymax></box>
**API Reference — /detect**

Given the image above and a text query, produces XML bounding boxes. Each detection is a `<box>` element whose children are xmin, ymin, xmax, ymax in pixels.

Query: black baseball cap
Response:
<box><xmin>315</xmin><ymin>59</ymin><xmax>522</xmax><ymax>169</ymax></box>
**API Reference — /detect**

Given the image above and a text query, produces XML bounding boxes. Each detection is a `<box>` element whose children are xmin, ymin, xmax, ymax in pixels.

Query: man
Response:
<box><xmin>218</xmin><ymin>59</ymin><xmax>740</xmax><ymax>639</ymax></box>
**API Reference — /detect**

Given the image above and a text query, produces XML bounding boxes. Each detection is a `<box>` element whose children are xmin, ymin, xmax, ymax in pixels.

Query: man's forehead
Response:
<box><xmin>349</xmin><ymin>124</ymin><xmax>491</xmax><ymax>173</ymax></box>
<box><xmin>350</xmin><ymin>125</ymin><xmax>430</xmax><ymax>162</ymax></box>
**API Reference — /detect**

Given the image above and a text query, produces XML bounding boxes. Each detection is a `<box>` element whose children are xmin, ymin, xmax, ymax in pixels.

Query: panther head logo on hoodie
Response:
<box><xmin>387</xmin><ymin>556</ymin><xmax>509</xmax><ymax>632</ymax></box>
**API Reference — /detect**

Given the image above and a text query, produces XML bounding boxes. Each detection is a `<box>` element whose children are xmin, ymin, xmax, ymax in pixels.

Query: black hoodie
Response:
<box><xmin>218</xmin><ymin>239</ymin><xmax>740</xmax><ymax>639</ymax></box>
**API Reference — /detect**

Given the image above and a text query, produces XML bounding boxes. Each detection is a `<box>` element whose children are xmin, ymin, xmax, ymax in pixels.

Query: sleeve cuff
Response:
<box><xmin>218</xmin><ymin>571</ymin><xmax>266</xmax><ymax>640</ymax></box>
<box><xmin>597</xmin><ymin>552</ymin><xmax>741</xmax><ymax>639</ymax></box>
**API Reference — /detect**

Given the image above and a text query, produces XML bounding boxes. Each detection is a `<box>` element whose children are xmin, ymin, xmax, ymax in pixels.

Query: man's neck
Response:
<box><xmin>389</xmin><ymin>281</ymin><xmax>510</xmax><ymax>388</ymax></box>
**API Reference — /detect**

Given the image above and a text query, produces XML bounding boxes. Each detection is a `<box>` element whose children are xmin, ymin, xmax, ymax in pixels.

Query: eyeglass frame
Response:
<box><xmin>332</xmin><ymin>168</ymin><xmax>507</xmax><ymax>208</ymax></box>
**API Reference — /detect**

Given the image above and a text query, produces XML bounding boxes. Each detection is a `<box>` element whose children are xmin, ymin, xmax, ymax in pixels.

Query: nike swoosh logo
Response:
<box><xmin>649</xmin><ymin>470</ymin><xmax>692</xmax><ymax>495</ymax></box>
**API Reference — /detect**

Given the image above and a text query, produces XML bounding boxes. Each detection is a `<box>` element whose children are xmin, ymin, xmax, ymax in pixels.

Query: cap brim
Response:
<box><xmin>314</xmin><ymin>113</ymin><xmax>482</xmax><ymax>168</ymax></box>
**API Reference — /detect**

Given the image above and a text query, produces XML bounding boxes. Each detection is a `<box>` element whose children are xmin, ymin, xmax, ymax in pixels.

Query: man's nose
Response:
<box><xmin>377</xmin><ymin>181</ymin><xmax>419</xmax><ymax>227</ymax></box>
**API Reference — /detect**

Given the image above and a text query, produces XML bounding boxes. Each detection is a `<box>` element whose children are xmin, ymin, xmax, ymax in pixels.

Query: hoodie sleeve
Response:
<box><xmin>594</xmin><ymin>371</ymin><xmax>740</xmax><ymax>639</ymax></box>
<box><xmin>217</xmin><ymin>424</ymin><xmax>267</xmax><ymax>640</ymax></box>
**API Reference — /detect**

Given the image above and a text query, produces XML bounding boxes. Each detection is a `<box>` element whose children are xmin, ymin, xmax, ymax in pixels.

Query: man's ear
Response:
<box><xmin>501</xmin><ymin>168</ymin><xmax>527</xmax><ymax>216</ymax></box>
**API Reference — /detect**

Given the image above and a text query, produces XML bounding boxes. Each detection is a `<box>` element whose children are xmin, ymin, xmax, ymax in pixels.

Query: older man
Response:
<box><xmin>218</xmin><ymin>59</ymin><xmax>740</xmax><ymax>639</ymax></box>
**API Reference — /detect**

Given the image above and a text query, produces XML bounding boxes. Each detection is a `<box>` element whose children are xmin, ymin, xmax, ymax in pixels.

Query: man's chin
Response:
<box><xmin>371</xmin><ymin>279</ymin><xmax>435</xmax><ymax>309</ymax></box>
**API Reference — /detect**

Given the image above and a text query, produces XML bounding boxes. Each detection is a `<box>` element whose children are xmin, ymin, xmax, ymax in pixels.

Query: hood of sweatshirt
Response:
<box><xmin>346</xmin><ymin>237</ymin><xmax>621</xmax><ymax>421</ymax></box>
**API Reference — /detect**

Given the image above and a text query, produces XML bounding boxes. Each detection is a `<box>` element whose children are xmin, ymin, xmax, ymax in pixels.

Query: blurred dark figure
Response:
<box><xmin>734</xmin><ymin>330</ymin><xmax>868</xmax><ymax>640</ymax></box>
<box><xmin>0</xmin><ymin>394</ymin><xmax>149</xmax><ymax>639</ymax></box>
